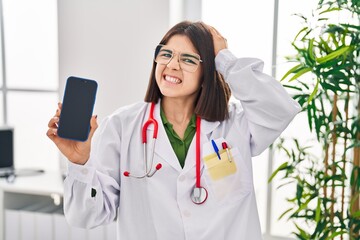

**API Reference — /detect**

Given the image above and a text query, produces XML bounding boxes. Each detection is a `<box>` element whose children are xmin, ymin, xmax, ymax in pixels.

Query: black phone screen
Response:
<box><xmin>57</xmin><ymin>76</ymin><xmax>98</xmax><ymax>141</ymax></box>
<box><xmin>0</xmin><ymin>129</ymin><xmax>13</xmax><ymax>168</ymax></box>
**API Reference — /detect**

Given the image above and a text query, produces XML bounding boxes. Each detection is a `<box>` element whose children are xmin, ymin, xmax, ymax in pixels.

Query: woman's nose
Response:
<box><xmin>166</xmin><ymin>54</ymin><xmax>181</xmax><ymax>70</ymax></box>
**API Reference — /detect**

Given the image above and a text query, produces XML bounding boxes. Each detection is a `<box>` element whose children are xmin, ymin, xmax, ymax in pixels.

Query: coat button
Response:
<box><xmin>179</xmin><ymin>175</ymin><xmax>186</xmax><ymax>182</ymax></box>
<box><xmin>183</xmin><ymin>210</ymin><xmax>191</xmax><ymax>218</ymax></box>
<box><xmin>81</xmin><ymin>169</ymin><xmax>88</xmax><ymax>175</ymax></box>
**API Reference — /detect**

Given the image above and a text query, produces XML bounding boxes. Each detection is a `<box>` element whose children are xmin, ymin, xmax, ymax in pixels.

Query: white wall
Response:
<box><xmin>58</xmin><ymin>0</ymin><xmax>170</xmax><ymax>121</ymax></box>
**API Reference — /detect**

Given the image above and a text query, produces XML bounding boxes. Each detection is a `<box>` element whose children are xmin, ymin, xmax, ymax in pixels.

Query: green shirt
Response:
<box><xmin>160</xmin><ymin>107</ymin><xmax>196</xmax><ymax>168</ymax></box>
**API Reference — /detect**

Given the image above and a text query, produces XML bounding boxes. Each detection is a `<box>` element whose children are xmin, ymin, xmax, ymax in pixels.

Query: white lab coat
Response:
<box><xmin>63</xmin><ymin>49</ymin><xmax>301</xmax><ymax>240</ymax></box>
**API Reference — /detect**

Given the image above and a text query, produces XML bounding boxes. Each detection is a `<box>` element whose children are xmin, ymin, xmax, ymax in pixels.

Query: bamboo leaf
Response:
<box><xmin>297</xmin><ymin>80</ymin><xmax>310</xmax><ymax>90</ymax></box>
<box><xmin>293</xmin><ymin>13</ymin><xmax>307</xmax><ymax>21</ymax></box>
<box><xmin>312</xmin><ymin>219</ymin><xmax>327</xmax><ymax>238</ymax></box>
<box><xmin>278</xmin><ymin>207</ymin><xmax>294</xmax><ymax>220</ymax></box>
<box><xmin>294</xmin><ymin>223</ymin><xmax>311</xmax><ymax>239</ymax></box>
<box><xmin>281</xmin><ymin>64</ymin><xmax>303</xmax><ymax>81</ymax></box>
<box><xmin>293</xmin><ymin>26</ymin><xmax>309</xmax><ymax>41</ymax></box>
<box><xmin>296</xmin><ymin>182</ymin><xmax>304</xmax><ymax>205</ymax></box>
<box><xmin>319</xmin><ymin>7</ymin><xmax>341</xmax><ymax>14</ymax></box>
<box><xmin>294</xmin><ymin>197</ymin><xmax>312</xmax><ymax>214</ymax></box>
<box><xmin>307</xmin><ymin>79</ymin><xmax>319</xmax><ymax>103</ymax></box>
<box><xmin>312</xmin><ymin>102</ymin><xmax>321</xmax><ymax>141</ymax></box>
<box><xmin>319</xmin><ymin>37</ymin><xmax>332</xmax><ymax>52</ymax></box>
<box><xmin>315</xmin><ymin>197</ymin><xmax>321</xmax><ymax>223</ymax></box>
<box><xmin>277</xmin><ymin>180</ymin><xmax>296</xmax><ymax>189</ymax></box>
<box><xmin>329</xmin><ymin>33</ymin><xmax>339</xmax><ymax>48</ymax></box>
<box><xmin>347</xmin><ymin>142</ymin><xmax>360</xmax><ymax>151</ymax></box>
<box><xmin>350</xmin><ymin>167</ymin><xmax>359</xmax><ymax>186</ymax></box>
<box><xmin>352</xmin><ymin>210</ymin><xmax>360</xmax><ymax>218</ymax></box>
<box><xmin>316</xmin><ymin>46</ymin><xmax>350</xmax><ymax>63</ymax></box>
<box><xmin>300</xmin><ymin>29</ymin><xmax>313</xmax><ymax>41</ymax></box>
<box><xmin>340</xmin><ymin>23</ymin><xmax>360</xmax><ymax>30</ymax></box>
<box><xmin>326</xmin><ymin>230</ymin><xmax>347</xmax><ymax>240</ymax></box>
<box><xmin>282</xmin><ymin>84</ymin><xmax>303</xmax><ymax>91</ymax></box>
<box><xmin>268</xmin><ymin>162</ymin><xmax>288</xmax><ymax>183</ymax></box>
<box><xmin>289</xmin><ymin>68</ymin><xmax>312</xmax><ymax>82</ymax></box>
<box><xmin>317</xmin><ymin>58</ymin><xmax>339</xmax><ymax>69</ymax></box>
<box><xmin>308</xmin><ymin>39</ymin><xmax>315</xmax><ymax>61</ymax></box>
<box><xmin>307</xmin><ymin>104</ymin><xmax>313</xmax><ymax>132</ymax></box>
<box><xmin>320</xmin><ymin>81</ymin><xmax>342</xmax><ymax>94</ymax></box>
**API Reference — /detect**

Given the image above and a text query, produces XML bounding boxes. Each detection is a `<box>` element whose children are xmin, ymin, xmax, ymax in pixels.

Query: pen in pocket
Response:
<box><xmin>211</xmin><ymin>139</ymin><xmax>221</xmax><ymax>160</ymax></box>
<box><xmin>222</xmin><ymin>142</ymin><xmax>232</xmax><ymax>162</ymax></box>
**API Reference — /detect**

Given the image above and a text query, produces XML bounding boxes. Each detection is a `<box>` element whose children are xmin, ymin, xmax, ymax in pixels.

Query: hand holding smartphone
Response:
<box><xmin>57</xmin><ymin>76</ymin><xmax>98</xmax><ymax>142</ymax></box>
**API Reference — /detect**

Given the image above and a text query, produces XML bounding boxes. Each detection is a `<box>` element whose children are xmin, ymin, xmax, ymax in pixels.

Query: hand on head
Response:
<box><xmin>205</xmin><ymin>24</ymin><xmax>228</xmax><ymax>56</ymax></box>
<box><xmin>46</xmin><ymin>102</ymin><xmax>98</xmax><ymax>165</ymax></box>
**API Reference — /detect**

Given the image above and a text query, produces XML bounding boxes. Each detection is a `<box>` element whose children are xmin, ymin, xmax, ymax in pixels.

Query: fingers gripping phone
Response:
<box><xmin>57</xmin><ymin>76</ymin><xmax>98</xmax><ymax>142</ymax></box>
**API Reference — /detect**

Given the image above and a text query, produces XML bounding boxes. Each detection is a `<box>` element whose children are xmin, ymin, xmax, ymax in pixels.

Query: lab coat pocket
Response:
<box><xmin>203</xmin><ymin>139</ymin><xmax>252</xmax><ymax>206</ymax></box>
<box><xmin>203</xmin><ymin>148</ymin><xmax>237</xmax><ymax>181</ymax></box>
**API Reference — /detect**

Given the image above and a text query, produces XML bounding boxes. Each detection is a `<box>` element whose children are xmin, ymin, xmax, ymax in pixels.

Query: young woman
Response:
<box><xmin>47</xmin><ymin>21</ymin><xmax>300</xmax><ymax>239</ymax></box>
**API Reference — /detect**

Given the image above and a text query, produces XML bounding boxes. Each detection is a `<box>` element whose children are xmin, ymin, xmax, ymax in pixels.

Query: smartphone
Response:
<box><xmin>57</xmin><ymin>76</ymin><xmax>98</xmax><ymax>142</ymax></box>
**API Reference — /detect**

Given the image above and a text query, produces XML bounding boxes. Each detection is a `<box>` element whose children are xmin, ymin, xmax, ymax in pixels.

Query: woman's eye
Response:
<box><xmin>182</xmin><ymin>57</ymin><xmax>196</xmax><ymax>65</ymax></box>
<box><xmin>159</xmin><ymin>50</ymin><xmax>172</xmax><ymax>59</ymax></box>
<box><xmin>161</xmin><ymin>53</ymin><xmax>172</xmax><ymax>58</ymax></box>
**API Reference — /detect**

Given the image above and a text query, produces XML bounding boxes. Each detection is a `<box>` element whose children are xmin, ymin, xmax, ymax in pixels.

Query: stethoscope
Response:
<box><xmin>123</xmin><ymin>102</ymin><xmax>208</xmax><ymax>205</ymax></box>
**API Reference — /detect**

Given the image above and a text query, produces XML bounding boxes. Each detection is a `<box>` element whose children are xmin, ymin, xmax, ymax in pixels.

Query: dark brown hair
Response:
<box><xmin>144</xmin><ymin>21</ymin><xmax>231</xmax><ymax>122</ymax></box>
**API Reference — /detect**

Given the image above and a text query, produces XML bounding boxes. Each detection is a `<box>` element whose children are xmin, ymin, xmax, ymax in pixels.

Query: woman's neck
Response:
<box><xmin>161</xmin><ymin>97</ymin><xmax>195</xmax><ymax>126</ymax></box>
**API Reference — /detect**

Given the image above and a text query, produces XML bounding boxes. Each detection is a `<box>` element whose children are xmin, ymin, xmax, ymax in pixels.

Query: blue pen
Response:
<box><xmin>211</xmin><ymin>139</ymin><xmax>221</xmax><ymax>160</ymax></box>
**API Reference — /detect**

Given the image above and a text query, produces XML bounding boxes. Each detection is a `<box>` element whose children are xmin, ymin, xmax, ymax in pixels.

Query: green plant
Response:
<box><xmin>270</xmin><ymin>0</ymin><xmax>360</xmax><ymax>239</ymax></box>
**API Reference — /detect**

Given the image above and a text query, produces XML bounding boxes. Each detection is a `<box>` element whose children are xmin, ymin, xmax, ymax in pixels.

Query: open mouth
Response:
<box><xmin>164</xmin><ymin>75</ymin><xmax>182</xmax><ymax>84</ymax></box>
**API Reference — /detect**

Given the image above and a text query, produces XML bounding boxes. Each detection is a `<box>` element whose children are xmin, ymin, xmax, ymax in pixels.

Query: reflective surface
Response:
<box><xmin>155</xmin><ymin>45</ymin><xmax>202</xmax><ymax>73</ymax></box>
<box><xmin>0</xmin><ymin>93</ymin><xmax>3</xmax><ymax>125</ymax></box>
<box><xmin>3</xmin><ymin>0</ymin><xmax>58</xmax><ymax>90</ymax></box>
<box><xmin>190</xmin><ymin>187</ymin><xmax>208</xmax><ymax>204</ymax></box>
<box><xmin>7</xmin><ymin>92</ymin><xmax>58</xmax><ymax>170</ymax></box>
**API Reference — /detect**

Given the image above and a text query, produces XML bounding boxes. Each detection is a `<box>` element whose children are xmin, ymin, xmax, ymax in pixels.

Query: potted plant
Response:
<box><xmin>270</xmin><ymin>0</ymin><xmax>359</xmax><ymax>239</ymax></box>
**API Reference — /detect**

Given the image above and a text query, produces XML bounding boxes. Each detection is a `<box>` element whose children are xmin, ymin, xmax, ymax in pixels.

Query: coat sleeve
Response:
<box><xmin>215</xmin><ymin>49</ymin><xmax>301</xmax><ymax>156</ymax></box>
<box><xmin>63</xmin><ymin>115</ymin><xmax>121</xmax><ymax>229</ymax></box>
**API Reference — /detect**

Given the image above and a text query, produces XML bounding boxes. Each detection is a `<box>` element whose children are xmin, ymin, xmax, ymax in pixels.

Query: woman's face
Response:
<box><xmin>155</xmin><ymin>35</ymin><xmax>203</xmax><ymax>102</ymax></box>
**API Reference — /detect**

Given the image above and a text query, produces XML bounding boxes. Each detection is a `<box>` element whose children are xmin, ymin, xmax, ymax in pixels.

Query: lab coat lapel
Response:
<box><xmin>151</xmin><ymin>102</ymin><xmax>183</xmax><ymax>172</ymax></box>
<box><xmin>182</xmin><ymin>119</ymin><xmax>220</xmax><ymax>173</ymax></box>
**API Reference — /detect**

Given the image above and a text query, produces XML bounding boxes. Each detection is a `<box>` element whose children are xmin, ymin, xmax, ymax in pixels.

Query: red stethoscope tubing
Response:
<box><xmin>142</xmin><ymin>102</ymin><xmax>158</xmax><ymax>142</ymax></box>
<box><xmin>124</xmin><ymin>102</ymin><xmax>207</xmax><ymax>204</ymax></box>
<box><xmin>123</xmin><ymin>102</ymin><xmax>160</xmax><ymax>178</ymax></box>
<box><xmin>195</xmin><ymin>115</ymin><xmax>201</xmax><ymax>188</ymax></box>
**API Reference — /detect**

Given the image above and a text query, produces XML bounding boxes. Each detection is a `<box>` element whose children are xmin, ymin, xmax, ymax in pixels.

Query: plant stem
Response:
<box><xmin>351</xmin><ymin>93</ymin><xmax>360</xmax><ymax>238</ymax></box>
<box><xmin>354</xmin><ymin>96</ymin><xmax>360</xmax><ymax>210</ymax></box>
<box><xmin>341</xmin><ymin>90</ymin><xmax>350</xmax><ymax>240</ymax></box>
<box><xmin>352</xmin><ymin>135</ymin><xmax>360</xmax><ymax>239</ymax></box>
<box><xmin>324</xmin><ymin>142</ymin><xmax>329</xmax><ymax>211</ymax></box>
<box><xmin>331</xmin><ymin>94</ymin><xmax>338</xmax><ymax>225</ymax></box>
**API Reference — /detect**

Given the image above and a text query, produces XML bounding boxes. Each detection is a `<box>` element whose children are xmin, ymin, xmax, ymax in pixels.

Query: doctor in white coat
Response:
<box><xmin>47</xmin><ymin>21</ymin><xmax>300</xmax><ymax>240</ymax></box>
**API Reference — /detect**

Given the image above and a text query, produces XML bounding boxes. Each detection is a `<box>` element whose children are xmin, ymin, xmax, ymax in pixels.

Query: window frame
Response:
<box><xmin>0</xmin><ymin>0</ymin><xmax>59</xmax><ymax>171</ymax></box>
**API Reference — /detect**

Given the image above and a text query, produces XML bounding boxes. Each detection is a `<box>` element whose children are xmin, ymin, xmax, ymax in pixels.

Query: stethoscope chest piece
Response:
<box><xmin>191</xmin><ymin>187</ymin><xmax>208</xmax><ymax>204</ymax></box>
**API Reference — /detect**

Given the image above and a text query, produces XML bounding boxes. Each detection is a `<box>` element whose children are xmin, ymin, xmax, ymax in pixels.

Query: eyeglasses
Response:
<box><xmin>154</xmin><ymin>44</ymin><xmax>203</xmax><ymax>73</ymax></box>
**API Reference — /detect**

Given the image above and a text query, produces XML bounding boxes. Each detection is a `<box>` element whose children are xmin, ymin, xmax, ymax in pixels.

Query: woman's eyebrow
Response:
<box><xmin>181</xmin><ymin>53</ymin><xmax>199</xmax><ymax>59</ymax></box>
<box><xmin>160</xmin><ymin>48</ymin><xmax>173</xmax><ymax>53</ymax></box>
